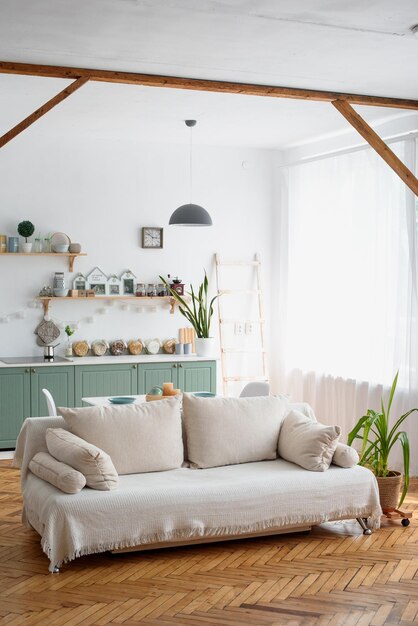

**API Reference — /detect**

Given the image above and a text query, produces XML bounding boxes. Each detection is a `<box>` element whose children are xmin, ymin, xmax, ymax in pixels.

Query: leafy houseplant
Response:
<box><xmin>160</xmin><ymin>272</ymin><xmax>218</xmax><ymax>356</ymax></box>
<box><xmin>64</xmin><ymin>325</ymin><xmax>75</xmax><ymax>357</ymax></box>
<box><xmin>347</xmin><ymin>372</ymin><xmax>417</xmax><ymax>509</ymax></box>
<box><xmin>17</xmin><ymin>220</ymin><xmax>35</xmax><ymax>252</ymax></box>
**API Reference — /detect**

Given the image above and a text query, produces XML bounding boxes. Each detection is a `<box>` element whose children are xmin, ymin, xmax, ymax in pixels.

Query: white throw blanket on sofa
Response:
<box><xmin>14</xmin><ymin>416</ymin><xmax>382</xmax><ymax>571</ymax></box>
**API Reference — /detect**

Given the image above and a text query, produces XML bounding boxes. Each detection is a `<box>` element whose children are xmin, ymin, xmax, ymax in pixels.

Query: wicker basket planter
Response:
<box><xmin>376</xmin><ymin>471</ymin><xmax>402</xmax><ymax>511</ymax></box>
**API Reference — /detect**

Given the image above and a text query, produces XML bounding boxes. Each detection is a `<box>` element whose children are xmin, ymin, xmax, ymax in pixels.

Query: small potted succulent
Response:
<box><xmin>17</xmin><ymin>220</ymin><xmax>35</xmax><ymax>253</ymax></box>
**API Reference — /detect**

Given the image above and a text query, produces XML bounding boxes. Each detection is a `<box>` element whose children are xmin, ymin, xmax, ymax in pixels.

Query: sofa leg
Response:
<box><xmin>52</xmin><ymin>566</ymin><xmax>60</xmax><ymax>574</ymax></box>
<box><xmin>356</xmin><ymin>517</ymin><xmax>372</xmax><ymax>535</ymax></box>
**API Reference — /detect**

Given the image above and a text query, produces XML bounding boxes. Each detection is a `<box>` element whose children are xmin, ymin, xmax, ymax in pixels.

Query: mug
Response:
<box><xmin>8</xmin><ymin>237</ymin><xmax>19</xmax><ymax>253</ymax></box>
<box><xmin>183</xmin><ymin>343</ymin><xmax>192</xmax><ymax>355</ymax></box>
<box><xmin>175</xmin><ymin>343</ymin><xmax>184</xmax><ymax>355</ymax></box>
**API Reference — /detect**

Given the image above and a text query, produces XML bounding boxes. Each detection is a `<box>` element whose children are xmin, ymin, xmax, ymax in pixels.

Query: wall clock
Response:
<box><xmin>142</xmin><ymin>227</ymin><xmax>163</xmax><ymax>249</ymax></box>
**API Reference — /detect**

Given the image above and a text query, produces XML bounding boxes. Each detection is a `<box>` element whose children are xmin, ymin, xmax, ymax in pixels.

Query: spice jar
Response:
<box><xmin>135</xmin><ymin>283</ymin><xmax>146</xmax><ymax>297</ymax></box>
<box><xmin>128</xmin><ymin>339</ymin><xmax>144</xmax><ymax>355</ymax></box>
<box><xmin>147</xmin><ymin>283</ymin><xmax>157</xmax><ymax>297</ymax></box>
<box><xmin>92</xmin><ymin>339</ymin><xmax>108</xmax><ymax>356</ymax></box>
<box><xmin>157</xmin><ymin>284</ymin><xmax>167</xmax><ymax>296</ymax></box>
<box><xmin>110</xmin><ymin>339</ymin><xmax>126</xmax><ymax>356</ymax></box>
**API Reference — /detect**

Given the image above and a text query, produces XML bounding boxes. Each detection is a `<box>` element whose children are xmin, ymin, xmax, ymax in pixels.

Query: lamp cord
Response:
<box><xmin>189</xmin><ymin>125</ymin><xmax>193</xmax><ymax>204</ymax></box>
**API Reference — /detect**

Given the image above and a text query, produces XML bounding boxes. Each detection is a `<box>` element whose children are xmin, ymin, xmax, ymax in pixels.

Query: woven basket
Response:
<box><xmin>376</xmin><ymin>471</ymin><xmax>402</xmax><ymax>511</ymax></box>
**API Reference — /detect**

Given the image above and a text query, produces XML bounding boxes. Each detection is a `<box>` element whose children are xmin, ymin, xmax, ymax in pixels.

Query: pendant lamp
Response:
<box><xmin>169</xmin><ymin>120</ymin><xmax>213</xmax><ymax>227</ymax></box>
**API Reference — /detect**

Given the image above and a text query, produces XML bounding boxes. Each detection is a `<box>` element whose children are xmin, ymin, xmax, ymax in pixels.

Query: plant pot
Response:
<box><xmin>21</xmin><ymin>242</ymin><xmax>32</xmax><ymax>253</ymax></box>
<box><xmin>376</xmin><ymin>471</ymin><xmax>402</xmax><ymax>511</ymax></box>
<box><xmin>195</xmin><ymin>337</ymin><xmax>217</xmax><ymax>357</ymax></box>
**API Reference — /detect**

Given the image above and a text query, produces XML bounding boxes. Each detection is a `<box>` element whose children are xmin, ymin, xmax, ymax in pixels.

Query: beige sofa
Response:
<box><xmin>14</xmin><ymin>397</ymin><xmax>382</xmax><ymax>572</ymax></box>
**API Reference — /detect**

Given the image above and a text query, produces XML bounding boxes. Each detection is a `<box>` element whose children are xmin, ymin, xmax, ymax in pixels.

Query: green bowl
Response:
<box><xmin>192</xmin><ymin>392</ymin><xmax>216</xmax><ymax>398</ymax></box>
<box><xmin>148</xmin><ymin>386</ymin><xmax>163</xmax><ymax>395</ymax></box>
<box><xmin>109</xmin><ymin>397</ymin><xmax>136</xmax><ymax>404</ymax></box>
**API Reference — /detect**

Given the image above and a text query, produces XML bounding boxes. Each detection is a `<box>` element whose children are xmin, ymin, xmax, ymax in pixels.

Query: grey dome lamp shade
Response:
<box><xmin>169</xmin><ymin>120</ymin><xmax>213</xmax><ymax>227</ymax></box>
<box><xmin>169</xmin><ymin>203</ymin><xmax>212</xmax><ymax>227</ymax></box>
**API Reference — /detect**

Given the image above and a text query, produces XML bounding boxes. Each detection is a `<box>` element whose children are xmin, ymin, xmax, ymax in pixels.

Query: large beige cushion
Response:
<box><xmin>332</xmin><ymin>443</ymin><xmax>359</xmax><ymax>468</ymax></box>
<box><xmin>278</xmin><ymin>409</ymin><xmax>341</xmax><ymax>471</ymax></box>
<box><xmin>58</xmin><ymin>398</ymin><xmax>183</xmax><ymax>475</ymax></box>
<box><xmin>182</xmin><ymin>394</ymin><xmax>288</xmax><ymax>469</ymax></box>
<box><xmin>46</xmin><ymin>428</ymin><xmax>118</xmax><ymax>491</ymax></box>
<box><xmin>29</xmin><ymin>451</ymin><xmax>86</xmax><ymax>494</ymax></box>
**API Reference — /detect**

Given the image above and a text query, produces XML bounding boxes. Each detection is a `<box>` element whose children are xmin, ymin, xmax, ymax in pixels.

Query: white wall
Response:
<box><xmin>0</xmin><ymin>134</ymin><xmax>274</xmax><ymax>362</ymax></box>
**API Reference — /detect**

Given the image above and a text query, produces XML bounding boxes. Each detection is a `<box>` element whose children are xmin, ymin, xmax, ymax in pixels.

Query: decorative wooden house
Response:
<box><xmin>86</xmin><ymin>267</ymin><xmax>108</xmax><ymax>296</ymax></box>
<box><xmin>72</xmin><ymin>273</ymin><xmax>88</xmax><ymax>291</ymax></box>
<box><xmin>107</xmin><ymin>274</ymin><xmax>122</xmax><ymax>296</ymax></box>
<box><xmin>120</xmin><ymin>270</ymin><xmax>136</xmax><ymax>296</ymax></box>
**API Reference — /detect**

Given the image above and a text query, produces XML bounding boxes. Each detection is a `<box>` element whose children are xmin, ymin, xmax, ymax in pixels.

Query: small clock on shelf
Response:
<box><xmin>142</xmin><ymin>227</ymin><xmax>163</xmax><ymax>249</ymax></box>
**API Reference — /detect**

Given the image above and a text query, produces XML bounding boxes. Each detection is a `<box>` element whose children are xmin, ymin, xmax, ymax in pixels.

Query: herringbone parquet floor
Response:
<box><xmin>1</xmin><ymin>461</ymin><xmax>417</xmax><ymax>626</ymax></box>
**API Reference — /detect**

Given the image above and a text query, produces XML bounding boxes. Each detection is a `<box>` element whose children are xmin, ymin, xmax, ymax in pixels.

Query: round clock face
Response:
<box><xmin>143</xmin><ymin>228</ymin><xmax>162</xmax><ymax>248</ymax></box>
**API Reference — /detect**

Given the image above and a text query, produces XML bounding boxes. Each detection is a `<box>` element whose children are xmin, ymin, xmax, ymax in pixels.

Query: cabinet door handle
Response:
<box><xmin>178</xmin><ymin>364</ymin><xmax>183</xmax><ymax>368</ymax></box>
<box><xmin>31</xmin><ymin>368</ymin><xmax>36</xmax><ymax>374</ymax></box>
<box><xmin>132</xmin><ymin>365</ymin><xmax>137</xmax><ymax>369</ymax></box>
<box><xmin>25</xmin><ymin>368</ymin><xmax>30</xmax><ymax>373</ymax></box>
<box><xmin>172</xmin><ymin>363</ymin><xmax>177</xmax><ymax>368</ymax></box>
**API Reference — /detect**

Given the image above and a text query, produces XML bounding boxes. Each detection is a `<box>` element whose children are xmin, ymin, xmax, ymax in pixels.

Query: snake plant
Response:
<box><xmin>160</xmin><ymin>271</ymin><xmax>218</xmax><ymax>338</ymax></box>
<box><xmin>347</xmin><ymin>372</ymin><xmax>417</xmax><ymax>507</ymax></box>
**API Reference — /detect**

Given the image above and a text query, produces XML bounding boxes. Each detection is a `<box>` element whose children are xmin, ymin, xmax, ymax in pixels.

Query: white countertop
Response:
<box><xmin>0</xmin><ymin>354</ymin><xmax>218</xmax><ymax>368</ymax></box>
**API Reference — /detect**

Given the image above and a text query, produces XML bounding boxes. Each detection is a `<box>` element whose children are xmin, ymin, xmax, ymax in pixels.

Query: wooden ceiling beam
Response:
<box><xmin>0</xmin><ymin>76</ymin><xmax>88</xmax><ymax>149</ymax></box>
<box><xmin>1</xmin><ymin>60</ymin><xmax>418</xmax><ymax>110</ymax></box>
<box><xmin>332</xmin><ymin>99</ymin><xmax>418</xmax><ymax>197</ymax></box>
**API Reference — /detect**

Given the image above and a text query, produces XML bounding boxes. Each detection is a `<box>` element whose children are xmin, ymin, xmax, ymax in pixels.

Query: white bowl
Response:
<box><xmin>53</xmin><ymin>288</ymin><xmax>68</xmax><ymax>297</ymax></box>
<box><xmin>53</xmin><ymin>244</ymin><xmax>69</xmax><ymax>253</ymax></box>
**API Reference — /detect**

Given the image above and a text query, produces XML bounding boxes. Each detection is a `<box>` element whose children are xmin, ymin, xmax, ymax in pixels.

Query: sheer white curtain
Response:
<box><xmin>273</xmin><ymin>138</ymin><xmax>418</xmax><ymax>473</ymax></box>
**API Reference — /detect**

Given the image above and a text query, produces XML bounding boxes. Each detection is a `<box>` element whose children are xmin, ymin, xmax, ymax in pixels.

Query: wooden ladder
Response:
<box><xmin>215</xmin><ymin>253</ymin><xmax>269</xmax><ymax>396</ymax></box>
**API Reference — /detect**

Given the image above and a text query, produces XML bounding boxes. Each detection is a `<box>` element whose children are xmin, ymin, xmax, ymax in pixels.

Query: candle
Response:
<box><xmin>163</xmin><ymin>382</ymin><xmax>174</xmax><ymax>395</ymax></box>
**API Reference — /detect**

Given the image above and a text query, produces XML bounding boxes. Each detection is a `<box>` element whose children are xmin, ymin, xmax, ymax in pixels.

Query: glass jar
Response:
<box><xmin>43</xmin><ymin>237</ymin><xmax>51</xmax><ymax>253</ymax></box>
<box><xmin>135</xmin><ymin>283</ymin><xmax>146</xmax><ymax>297</ymax></box>
<box><xmin>157</xmin><ymin>283</ymin><xmax>167</xmax><ymax>296</ymax></box>
<box><xmin>34</xmin><ymin>238</ymin><xmax>42</xmax><ymax>253</ymax></box>
<box><xmin>147</xmin><ymin>283</ymin><xmax>157</xmax><ymax>297</ymax></box>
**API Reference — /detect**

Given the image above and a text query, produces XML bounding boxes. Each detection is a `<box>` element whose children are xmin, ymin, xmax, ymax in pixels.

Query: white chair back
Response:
<box><xmin>42</xmin><ymin>388</ymin><xmax>57</xmax><ymax>416</ymax></box>
<box><xmin>239</xmin><ymin>382</ymin><xmax>270</xmax><ymax>398</ymax></box>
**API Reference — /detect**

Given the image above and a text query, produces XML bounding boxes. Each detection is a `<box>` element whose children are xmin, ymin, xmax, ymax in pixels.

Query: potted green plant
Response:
<box><xmin>17</xmin><ymin>220</ymin><xmax>35</xmax><ymax>253</ymax></box>
<box><xmin>348</xmin><ymin>372</ymin><xmax>417</xmax><ymax>511</ymax></box>
<box><xmin>64</xmin><ymin>325</ymin><xmax>75</xmax><ymax>357</ymax></box>
<box><xmin>160</xmin><ymin>271</ymin><xmax>218</xmax><ymax>356</ymax></box>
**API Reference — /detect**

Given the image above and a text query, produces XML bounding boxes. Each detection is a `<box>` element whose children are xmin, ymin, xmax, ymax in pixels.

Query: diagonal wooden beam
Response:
<box><xmin>0</xmin><ymin>76</ymin><xmax>88</xmax><ymax>149</ymax></box>
<box><xmin>0</xmin><ymin>60</ymin><xmax>418</xmax><ymax>110</ymax></box>
<box><xmin>332</xmin><ymin>99</ymin><xmax>418</xmax><ymax>197</ymax></box>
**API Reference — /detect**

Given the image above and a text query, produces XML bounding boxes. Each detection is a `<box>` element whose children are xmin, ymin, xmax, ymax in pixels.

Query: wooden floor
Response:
<box><xmin>1</xmin><ymin>463</ymin><xmax>417</xmax><ymax>626</ymax></box>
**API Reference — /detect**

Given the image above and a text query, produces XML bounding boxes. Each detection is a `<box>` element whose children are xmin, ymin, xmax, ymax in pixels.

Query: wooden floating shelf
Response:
<box><xmin>37</xmin><ymin>295</ymin><xmax>180</xmax><ymax>315</ymax></box>
<box><xmin>1</xmin><ymin>252</ymin><xmax>86</xmax><ymax>271</ymax></box>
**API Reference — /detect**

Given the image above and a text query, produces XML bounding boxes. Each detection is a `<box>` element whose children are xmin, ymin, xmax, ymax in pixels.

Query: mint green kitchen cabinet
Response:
<box><xmin>75</xmin><ymin>364</ymin><xmax>138</xmax><ymax>406</ymax></box>
<box><xmin>138</xmin><ymin>361</ymin><xmax>216</xmax><ymax>394</ymax></box>
<box><xmin>177</xmin><ymin>361</ymin><xmax>216</xmax><ymax>393</ymax></box>
<box><xmin>30</xmin><ymin>366</ymin><xmax>75</xmax><ymax>416</ymax></box>
<box><xmin>138</xmin><ymin>362</ymin><xmax>177</xmax><ymax>394</ymax></box>
<box><xmin>0</xmin><ymin>368</ymin><xmax>31</xmax><ymax>448</ymax></box>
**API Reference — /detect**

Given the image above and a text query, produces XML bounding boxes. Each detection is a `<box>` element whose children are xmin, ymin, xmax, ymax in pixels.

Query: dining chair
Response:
<box><xmin>42</xmin><ymin>388</ymin><xmax>57</xmax><ymax>416</ymax></box>
<box><xmin>239</xmin><ymin>382</ymin><xmax>270</xmax><ymax>397</ymax></box>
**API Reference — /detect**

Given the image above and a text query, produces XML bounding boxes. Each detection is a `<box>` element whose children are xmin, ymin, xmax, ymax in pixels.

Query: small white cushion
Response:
<box><xmin>58</xmin><ymin>397</ymin><xmax>183</xmax><ymax>475</ymax></box>
<box><xmin>46</xmin><ymin>428</ymin><xmax>118</xmax><ymax>491</ymax></box>
<box><xmin>182</xmin><ymin>394</ymin><xmax>289</xmax><ymax>469</ymax></box>
<box><xmin>278</xmin><ymin>409</ymin><xmax>341</xmax><ymax>472</ymax></box>
<box><xmin>29</xmin><ymin>451</ymin><xmax>86</xmax><ymax>494</ymax></box>
<box><xmin>332</xmin><ymin>443</ymin><xmax>359</xmax><ymax>468</ymax></box>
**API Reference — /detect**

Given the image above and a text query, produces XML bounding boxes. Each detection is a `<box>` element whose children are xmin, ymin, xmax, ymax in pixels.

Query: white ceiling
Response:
<box><xmin>0</xmin><ymin>1</ymin><xmax>417</xmax><ymax>148</ymax></box>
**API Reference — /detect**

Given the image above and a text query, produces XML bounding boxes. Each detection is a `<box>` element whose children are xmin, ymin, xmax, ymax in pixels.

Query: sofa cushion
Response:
<box><xmin>182</xmin><ymin>394</ymin><xmax>288</xmax><ymax>469</ymax></box>
<box><xmin>46</xmin><ymin>428</ymin><xmax>118</xmax><ymax>490</ymax></box>
<box><xmin>332</xmin><ymin>443</ymin><xmax>359</xmax><ymax>468</ymax></box>
<box><xmin>278</xmin><ymin>409</ymin><xmax>341</xmax><ymax>471</ymax></box>
<box><xmin>58</xmin><ymin>397</ymin><xmax>183</xmax><ymax>475</ymax></box>
<box><xmin>29</xmin><ymin>451</ymin><xmax>86</xmax><ymax>494</ymax></box>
